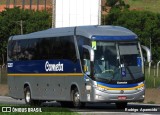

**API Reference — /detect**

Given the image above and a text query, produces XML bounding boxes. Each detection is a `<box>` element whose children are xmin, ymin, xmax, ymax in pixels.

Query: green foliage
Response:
<box><xmin>105</xmin><ymin>9</ymin><xmax>160</xmax><ymax>62</ymax></box>
<box><xmin>125</xmin><ymin>0</ymin><xmax>160</xmax><ymax>13</ymax></box>
<box><xmin>147</xmin><ymin>101</ymin><xmax>155</xmax><ymax>104</ymax></box>
<box><xmin>106</xmin><ymin>0</ymin><xmax>118</xmax><ymax>7</ymax></box>
<box><xmin>0</xmin><ymin>7</ymin><xmax>52</xmax><ymax>64</ymax></box>
<box><xmin>106</xmin><ymin>0</ymin><xmax>130</xmax><ymax>10</ymax></box>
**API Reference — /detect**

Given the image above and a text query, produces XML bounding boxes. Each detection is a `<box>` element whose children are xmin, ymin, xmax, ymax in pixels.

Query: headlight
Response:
<box><xmin>96</xmin><ymin>86</ymin><xmax>107</xmax><ymax>92</ymax></box>
<box><xmin>137</xmin><ymin>86</ymin><xmax>144</xmax><ymax>91</ymax></box>
<box><xmin>86</xmin><ymin>85</ymin><xmax>91</xmax><ymax>91</ymax></box>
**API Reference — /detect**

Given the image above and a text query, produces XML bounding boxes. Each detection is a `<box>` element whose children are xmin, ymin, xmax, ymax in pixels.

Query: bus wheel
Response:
<box><xmin>116</xmin><ymin>102</ymin><xmax>127</xmax><ymax>109</ymax></box>
<box><xmin>24</xmin><ymin>86</ymin><xmax>41</xmax><ymax>106</ymax></box>
<box><xmin>71</xmin><ymin>88</ymin><xmax>85</xmax><ymax>108</ymax></box>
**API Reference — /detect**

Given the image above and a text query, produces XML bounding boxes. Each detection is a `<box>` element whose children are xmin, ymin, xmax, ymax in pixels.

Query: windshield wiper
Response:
<box><xmin>124</xmin><ymin>64</ymin><xmax>135</xmax><ymax>80</ymax></box>
<box><xmin>95</xmin><ymin>76</ymin><xmax>111</xmax><ymax>83</ymax></box>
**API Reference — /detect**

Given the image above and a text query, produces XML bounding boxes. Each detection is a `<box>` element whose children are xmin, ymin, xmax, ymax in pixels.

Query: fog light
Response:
<box><xmin>142</xmin><ymin>95</ymin><xmax>145</xmax><ymax>98</ymax></box>
<box><xmin>95</xmin><ymin>94</ymin><xmax>100</xmax><ymax>99</ymax></box>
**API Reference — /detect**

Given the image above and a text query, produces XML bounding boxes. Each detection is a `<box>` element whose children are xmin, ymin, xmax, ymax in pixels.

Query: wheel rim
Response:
<box><xmin>26</xmin><ymin>91</ymin><xmax>31</xmax><ymax>103</ymax></box>
<box><xmin>73</xmin><ymin>91</ymin><xmax>80</xmax><ymax>106</ymax></box>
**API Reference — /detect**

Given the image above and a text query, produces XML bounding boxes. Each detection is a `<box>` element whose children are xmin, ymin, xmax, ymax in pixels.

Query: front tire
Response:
<box><xmin>71</xmin><ymin>88</ymin><xmax>85</xmax><ymax>108</ymax></box>
<box><xmin>24</xmin><ymin>86</ymin><xmax>42</xmax><ymax>106</ymax></box>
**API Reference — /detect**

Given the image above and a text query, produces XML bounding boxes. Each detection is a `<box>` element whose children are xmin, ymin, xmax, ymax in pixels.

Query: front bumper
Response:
<box><xmin>89</xmin><ymin>88</ymin><xmax>145</xmax><ymax>102</ymax></box>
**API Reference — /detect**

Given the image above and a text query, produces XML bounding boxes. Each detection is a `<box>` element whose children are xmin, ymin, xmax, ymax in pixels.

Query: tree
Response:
<box><xmin>106</xmin><ymin>0</ymin><xmax>118</xmax><ymax>7</ymax></box>
<box><xmin>105</xmin><ymin>9</ymin><xmax>160</xmax><ymax>62</ymax></box>
<box><xmin>0</xmin><ymin>7</ymin><xmax>52</xmax><ymax>64</ymax></box>
<box><xmin>106</xmin><ymin>0</ymin><xmax>130</xmax><ymax>9</ymax></box>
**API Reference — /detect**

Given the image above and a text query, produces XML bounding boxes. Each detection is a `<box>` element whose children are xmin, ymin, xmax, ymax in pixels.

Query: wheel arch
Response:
<box><xmin>23</xmin><ymin>82</ymin><xmax>32</xmax><ymax>97</ymax></box>
<box><xmin>70</xmin><ymin>83</ymin><xmax>81</xmax><ymax>100</ymax></box>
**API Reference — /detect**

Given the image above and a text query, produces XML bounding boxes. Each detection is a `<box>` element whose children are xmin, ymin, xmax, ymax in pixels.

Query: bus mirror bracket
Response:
<box><xmin>85</xmin><ymin>71</ymin><xmax>91</xmax><ymax>76</ymax></box>
<box><xmin>141</xmin><ymin>45</ymin><xmax>152</xmax><ymax>63</ymax></box>
<box><xmin>82</xmin><ymin>45</ymin><xmax>95</xmax><ymax>61</ymax></box>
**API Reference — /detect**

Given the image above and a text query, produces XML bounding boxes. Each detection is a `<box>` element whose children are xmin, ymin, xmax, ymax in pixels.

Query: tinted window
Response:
<box><xmin>76</xmin><ymin>36</ymin><xmax>90</xmax><ymax>60</ymax></box>
<box><xmin>8</xmin><ymin>36</ymin><xmax>77</xmax><ymax>61</ymax></box>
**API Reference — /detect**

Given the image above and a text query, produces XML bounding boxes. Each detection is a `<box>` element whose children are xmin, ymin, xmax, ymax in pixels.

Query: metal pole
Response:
<box><xmin>13</xmin><ymin>0</ymin><xmax>16</xmax><ymax>7</ymax></box>
<box><xmin>22</xmin><ymin>0</ymin><xmax>25</xmax><ymax>9</ymax></box>
<box><xmin>44</xmin><ymin>0</ymin><xmax>47</xmax><ymax>11</ymax></box>
<box><xmin>52</xmin><ymin>0</ymin><xmax>56</xmax><ymax>28</ymax></box>
<box><xmin>157</xmin><ymin>61</ymin><xmax>160</xmax><ymax>77</ymax></box>
<box><xmin>154</xmin><ymin>65</ymin><xmax>156</xmax><ymax>77</ymax></box>
<box><xmin>30</xmin><ymin>0</ymin><xmax>32</xmax><ymax>10</ymax></box>
<box><xmin>6</xmin><ymin>0</ymin><xmax>10</xmax><ymax>8</ymax></box>
<box><xmin>8</xmin><ymin>0</ymin><xmax>10</xmax><ymax>8</ymax></box>
<box><xmin>148</xmin><ymin>62</ymin><xmax>152</xmax><ymax>77</ymax></box>
<box><xmin>20</xmin><ymin>20</ymin><xmax>23</xmax><ymax>35</ymax></box>
<box><xmin>16</xmin><ymin>20</ymin><xmax>24</xmax><ymax>34</ymax></box>
<box><xmin>37</xmin><ymin>0</ymin><xmax>39</xmax><ymax>11</ymax></box>
<box><xmin>6</xmin><ymin>0</ymin><xmax>8</xmax><ymax>8</ymax></box>
<box><xmin>98</xmin><ymin>0</ymin><xmax>102</xmax><ymax>25</ymax></box>
<box><xmin>149</xmin><ymin>37</ymin><xmax>152</xmax><ymax>77</ymax></box>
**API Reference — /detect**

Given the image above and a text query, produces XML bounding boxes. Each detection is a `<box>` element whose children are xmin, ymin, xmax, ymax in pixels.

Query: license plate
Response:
<box><xmin>118</xmin><ymin>96</ymin><xmax>127</xmax><ymax>100</ymax></box>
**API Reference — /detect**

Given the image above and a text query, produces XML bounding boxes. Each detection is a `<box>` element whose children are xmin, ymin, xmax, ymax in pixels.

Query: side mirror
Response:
<box><xmin>141</xmin><ymin>45</ymin><xmax>152</xmax><ymax>63</ymax></box>
<box><xmin>82</xmin><ymin>45</ymin><xmax>94</xmax><ymax>62</ymax></box>
<box><xmin>82</xmin><ymin>45</ymin><xmax>95</xmax><ymax>78</ymax></box>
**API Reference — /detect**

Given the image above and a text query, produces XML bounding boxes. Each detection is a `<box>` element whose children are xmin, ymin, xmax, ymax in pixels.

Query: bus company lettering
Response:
<box><xmin>45</xmin><ymin>61</ymin><xmax>63</xmax><ymax>72</ymax></box>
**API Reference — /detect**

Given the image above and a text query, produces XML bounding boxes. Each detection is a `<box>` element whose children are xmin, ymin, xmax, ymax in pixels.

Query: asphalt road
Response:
<box><xmin>0</xmin><ymin>96</ymin><xmax>160</xmax><ymax>114</ymax></box>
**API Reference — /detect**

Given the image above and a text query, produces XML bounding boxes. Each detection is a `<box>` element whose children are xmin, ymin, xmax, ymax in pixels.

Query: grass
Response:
<box><xmin>145</xmin><ymin>76</ymin><xmax>160</xmax><ymax>88</ymax></box>
<box><xmin>147</xmin><ymin>101</ymin><xmax>155</xmax><ymax>104</ymax></box>
<box><xmin>145</xmin><ymin>67</ymin><xmax>160</xmax><ymax>88</ymax></box>
<box><xmin>0</xmin><ymin>105</ymin><xmax>79</xmax><ymax>115</ymax></box>
<box><xmin>0</xmin><ymin>111</ymin><xmax>79</xmax><ymax>115</ymax></box>
<box><xmin>124</xmin><ymin>0</ymin><xmax>160</xmax><ymax>13</ymax></box>
<box><xmin>0</xmin><ymin>113</ymin><xmax>77</xmax><ymax>115</ymax></box>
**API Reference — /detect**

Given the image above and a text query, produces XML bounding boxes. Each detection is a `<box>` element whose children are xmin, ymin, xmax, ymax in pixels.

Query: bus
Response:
<box><xmin>7</xmin><ymin>25</ymin><xmax>151</xmax><ymax>108</ymax></box>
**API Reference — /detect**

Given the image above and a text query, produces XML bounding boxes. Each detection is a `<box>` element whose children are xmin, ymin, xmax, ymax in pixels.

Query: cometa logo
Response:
<box><xmin>45</xmin><ymin>61</ymin><xmax>64</xmax><ymax>72</ymax></box>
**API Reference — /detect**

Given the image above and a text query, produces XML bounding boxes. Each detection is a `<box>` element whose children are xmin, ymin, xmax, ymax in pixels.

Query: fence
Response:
<box><xmin>145</xmin><ymin>62</ymin><xmax>160</xmax><ymax>88</ymax></box>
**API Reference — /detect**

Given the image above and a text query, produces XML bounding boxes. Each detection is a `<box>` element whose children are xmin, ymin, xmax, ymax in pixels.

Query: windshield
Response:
<box><xmin>119</xmin><ymin>43</ymin><xmax>139</xmax><ymax>66</ymax></box>
<box><xmin>93</xmin><ymin>41</ymin><xmax>144</xmax><ymax>84</ymax></box>
<box><xmin>118</xmin><ymin>42</ymin><xmax>143</xmax><ymax>81</ymax></box>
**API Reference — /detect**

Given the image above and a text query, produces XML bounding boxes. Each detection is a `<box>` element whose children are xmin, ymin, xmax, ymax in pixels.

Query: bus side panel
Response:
<box><xmin>8</xmin><ymin>76</ymin><xmax>66</xmax><ymax>101</ymax></box>
<box><xmin>8</xmin><ymin>76</ymin><xmax>39</xmax><ymax>99</ymax></box>
<box><xmin>10</xmin><ymin>76</ymin><xmax>86</xmax><ymax>101</ymax></box>
<box><xmin>34</xmin><ymin>76</ymin><xmax>86</xmax><ymax>101</ymax></box>
<box><xmin>8</xmin><ymin>76</ymin><xmax>17</xmax><ymax>98</ymax></box>
<box><xmin>34</xmin><ymin>76</ymin><xmax>65</xmax><ymax>100</ymax></box>
<box><xmin>8</xmin><ymin>60</ymin><xmax>85</xmax><ymax>101</ymax></box>
<box><xmin>64</xmin><ymin>76</ymin><xmax>85</xmax><ymax>101</ymax></box>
